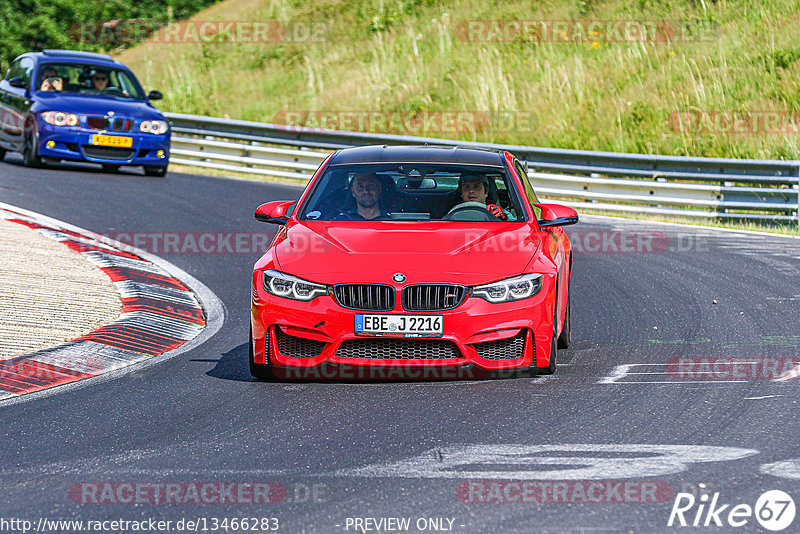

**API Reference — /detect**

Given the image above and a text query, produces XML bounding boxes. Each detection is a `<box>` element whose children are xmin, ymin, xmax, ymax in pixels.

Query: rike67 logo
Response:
<box><xmin>668</xmin><ymin>490</ymin><xmax>795</xmax><ymax>531</ymax></box>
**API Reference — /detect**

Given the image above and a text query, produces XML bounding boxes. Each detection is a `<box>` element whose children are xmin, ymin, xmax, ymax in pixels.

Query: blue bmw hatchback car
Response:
<box><xmin>0</xmin><ymin>49</ymin><xmax>169</xmax><ymax>176</ymax></box>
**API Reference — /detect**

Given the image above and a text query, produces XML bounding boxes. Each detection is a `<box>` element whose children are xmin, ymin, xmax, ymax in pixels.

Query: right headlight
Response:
<box><xmin>471</xmin><ymin>273</ymin><xmax>543</xmax><ymax>303</ymax></box>
<box><xmin>262</xmin><ymin>270</ymin><xmax>327</xmax><ymax>301</ymax></box>
<box><xmin>140</xmin><ymin>120</ymin><xmax>169</xmax><ymax>134</ymax></box>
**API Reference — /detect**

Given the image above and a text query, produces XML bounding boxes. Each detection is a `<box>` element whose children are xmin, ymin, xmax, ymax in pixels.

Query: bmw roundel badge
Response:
<box><xmin>393</xmin><ymin>273</ymin><xmax>406</xmax><ymax>283</ymax></box>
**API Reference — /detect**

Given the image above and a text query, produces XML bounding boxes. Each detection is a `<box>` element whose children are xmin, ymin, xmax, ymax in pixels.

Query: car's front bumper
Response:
<box><xmin>251</xmin><ymin>270</ymin><xmax>557</xmax><ymax>375</ymax></box>
<box><xmin>37</xmin><ymin>123</ymin><xmax>169</xmax><ymax>166</ymax></box>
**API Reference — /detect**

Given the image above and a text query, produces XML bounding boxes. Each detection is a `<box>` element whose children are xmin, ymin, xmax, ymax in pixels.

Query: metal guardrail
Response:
<box><xmin>164</xmin><ymin>112</ymin><xmax>800</xmax><ymax>225</ymax></box>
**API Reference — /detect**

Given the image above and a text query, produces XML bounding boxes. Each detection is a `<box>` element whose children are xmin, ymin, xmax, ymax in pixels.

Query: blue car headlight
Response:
<box><xmin>140</xmin><ymin>120</ymin><xmax>169</xmax><ymax>134</ymax></box>
<box><xmin>262</xmin><ymin>270</ymin><xmax>327</xmax><ymax>301</ymax></box>
<box><xmin>41</xmin><ymin>111</ymin><xmax>79</xmax><ymax>127</ymax></box>
<box><xmin>471</xmin><ymin>273</ymin><xmax>543</xmax><ymax>303</ymax></box>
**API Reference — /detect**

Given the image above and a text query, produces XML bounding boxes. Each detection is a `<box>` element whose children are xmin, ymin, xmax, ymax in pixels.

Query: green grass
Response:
<box><xmin>115</xmin><ymin>0</ymin><xmax>800</xmax><ymax>232</ymax></box>
<box><xmin>118</xmin><ymin>0</ymin><xmax>800</xmax><ymax>159</ymax></box>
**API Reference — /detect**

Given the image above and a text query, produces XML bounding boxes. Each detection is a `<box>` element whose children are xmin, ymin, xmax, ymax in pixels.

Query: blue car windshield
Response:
<box><xmin>36</xmin><ymin>63</ymin><xmax>145</xmax><ymax>100</ymax></box>
<box><xmin>299</xmin><ymin>163</ymin><xmax>527</xmax><ymax>222</ymax></box>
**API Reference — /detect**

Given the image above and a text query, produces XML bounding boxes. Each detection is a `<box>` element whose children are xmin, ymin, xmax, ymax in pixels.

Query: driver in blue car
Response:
<box><xmin>455</xmin><ymin>174</ymin><xmax>515</xmax><ymax>220</ymax></box>
<box><xmin>336</xmin><ymin>172</ymin><xmax>391</xmax><ymax>220</ymax></box>
<box><xmin>92</xmin><ymin>70</ymin><xmax>110</xmax><ymax>91</ymax></box>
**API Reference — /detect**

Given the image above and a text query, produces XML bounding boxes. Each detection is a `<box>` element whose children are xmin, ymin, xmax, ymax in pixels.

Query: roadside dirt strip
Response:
<box><xmin>0</xmin><ymin>205</ymin><xmax>207</xmax><ymax>401</ymax></box>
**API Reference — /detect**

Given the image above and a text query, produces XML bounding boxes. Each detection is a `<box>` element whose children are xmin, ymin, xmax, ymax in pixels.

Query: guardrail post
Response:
<box><xmin>797</xmin><ymin>163</ymin><xmax>800</xmax><ymax>231</ymax></box>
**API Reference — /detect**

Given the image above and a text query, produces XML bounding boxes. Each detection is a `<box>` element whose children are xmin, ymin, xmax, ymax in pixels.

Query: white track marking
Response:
<box><xmin>761</xmin><ymin>459</ymin><xmax>800</xmax><ymax>480</ymax></box>
<box><xmin>774</xmin><ymin>361</ymin><xmax>800</xmax><ymax>381</ymax></box>
<box><xmin>598</xmin><ymin>363</ymin><xmax>750</xmax><ymax>384</ymax></box>
<box><xmin>332</xmin><ymin>444</ymin><xmax>758</xmax><ymax>480</ymax></box>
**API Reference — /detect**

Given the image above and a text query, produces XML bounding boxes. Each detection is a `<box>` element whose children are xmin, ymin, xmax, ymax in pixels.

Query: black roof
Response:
<box><xmin>329</xmin><ymin>145</ymin><xmax>507</xmax><ymax>166</ymax></box>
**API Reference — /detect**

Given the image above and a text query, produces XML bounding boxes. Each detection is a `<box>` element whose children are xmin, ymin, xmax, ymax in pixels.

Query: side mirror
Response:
<box><xmin>255</xmin><ymin>200</ymin><xmax>295</xmax><ymax>225</ymax></box>
<box><xmin>9</xmin><ymin>77</ymin><xmax>27</xmax><ymax>89</ymax></box>
<box><xmin>147</xmin><ymin>90</ymin><xmax>163</xmax><ymax>100</ymax></box>
<box><xmin>536</xmin><ymin>203</ymin><xmax>579</xmax><ymax>228</ymax></box>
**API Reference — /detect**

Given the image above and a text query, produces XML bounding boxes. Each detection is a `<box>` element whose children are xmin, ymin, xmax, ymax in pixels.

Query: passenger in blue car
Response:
<box><xmin>39</xmin><ymin>67</ymin><xmax>62</xmax><ymax>92</ymax></box>
<box><xmin>336</xmin><ymin>172</ymin><xmax>391</xmax><ymax>220</ymax></box>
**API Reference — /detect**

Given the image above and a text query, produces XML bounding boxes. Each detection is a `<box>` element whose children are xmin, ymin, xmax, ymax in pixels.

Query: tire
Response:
<box><xmin>102</xmin><ymin>164</ymin><xmax>121</xmax><ymax>172</ymax></box>
<box><xmin>144</xmin><ymin>166</ymin><xmax>167</xmax><ymax>177</ymax></box>
<box><xmin>535</xmin><ymin>303</ymin><xmax>559</xmax><ymax>375</ymax></box>
<box><xmin>558</xmin><ymin>283</ymin><xmax>571</xmax><ymax>349</ymax></box>
<box><xmin>23</xmin><ymin>127</ymin><xmax>43</xmax><ymax>168</ymax></box>
<box><xmin>0</xmin><ymin>148</ymin><xmax>6</xmax><ymax>161</ymax></box>
<box><xmin>249</xmin><ymin>326</ymin><xmax>274</xmax><ymax>380</ymax></box>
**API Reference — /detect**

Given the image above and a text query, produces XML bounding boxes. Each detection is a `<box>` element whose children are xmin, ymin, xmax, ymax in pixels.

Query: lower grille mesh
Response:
<box><xmin>336</xmin><ymin>338</ymin><xmax>462</xmax><ymax>360</ymax></box>
<box><xmin>82</xmin><ymin>146</ymin><xmax>135</xmax><ymax>161</ymax></box>
<box><xmin>473</xmin><ymin>331</ymin><xmax>527</xmax><ymax>360</ymax></box>
<box><xmin>276</xmin><ymin>328</ymin><xmax>327</xmax><ymax>358</ymax></box>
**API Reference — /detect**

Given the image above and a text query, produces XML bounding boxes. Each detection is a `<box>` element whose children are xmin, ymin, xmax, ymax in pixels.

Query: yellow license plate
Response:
<box><xmin>92</xmin><ymin>135</ymin><xmax>133</xmax><ymax>148</ymax></box>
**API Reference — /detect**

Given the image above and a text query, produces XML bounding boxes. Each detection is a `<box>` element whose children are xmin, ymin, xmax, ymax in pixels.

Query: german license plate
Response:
<box><xmin>92</xmin><ymin>135</ymin><xmax>132</xmax><ymax>148</ymax></box>
<box><xmin>355</xmin><ymin>314</ymin><xmax>443</xmax><ymax>337</ymax></box>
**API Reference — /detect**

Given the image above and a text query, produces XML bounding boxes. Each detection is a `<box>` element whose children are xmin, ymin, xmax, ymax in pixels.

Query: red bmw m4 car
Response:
<box><xmin>250</xmin><ymin>145</ymin><xmax>578</xmax><ymax>380</ymax></box>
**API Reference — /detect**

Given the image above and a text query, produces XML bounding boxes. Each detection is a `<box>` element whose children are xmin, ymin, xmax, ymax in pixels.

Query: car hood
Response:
<box><xmin>33</xmin><ymin>92</ymin><xmax>162</xmax><ymax>119</ymax></box>
<box><xmin>271</xmin><ymin>221</ymin><xmax>540</xmax><ymax>285</ymax></box>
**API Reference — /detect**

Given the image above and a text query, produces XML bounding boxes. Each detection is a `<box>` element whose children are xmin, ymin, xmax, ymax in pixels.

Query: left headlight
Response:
<box><xmin>41</xmin><ymin>111</ymin><xmax>79</xmax><ymax>127</ymax></box>
<box><xmin>262</xmin><ymin>270</ymin><xmax>327</xmax><ymax>301</ymax></box>
<box><xmin>140</xmin><ymin>120</ymin><xmax>169</xmax><ymax>134</ymax></box>
<box><xmin>471</xmin><ymin>273</ymin><xmax>543</xmax><ymax>303</ymax></box>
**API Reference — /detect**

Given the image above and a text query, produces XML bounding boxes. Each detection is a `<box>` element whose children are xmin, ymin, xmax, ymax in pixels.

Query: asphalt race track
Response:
<box><xmin>2</xmin><ymin>155</ymin><xmax>799</xmax><ymax>533</ymax></box>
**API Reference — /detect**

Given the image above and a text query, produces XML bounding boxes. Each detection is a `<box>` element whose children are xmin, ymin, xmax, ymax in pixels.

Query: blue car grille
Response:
<box><xmin>86</xmin><ymin>116</ymin><xmax>134</xmax><ymax>132</ymax></box>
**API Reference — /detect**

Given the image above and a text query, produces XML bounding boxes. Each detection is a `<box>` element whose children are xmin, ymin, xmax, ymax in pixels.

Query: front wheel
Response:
<box><xmin>558</xmin><ymin>284</ymin><xmax>571</xmax><ymax>349</ymax></box>
<box><xmin>0</xmin><ymin>147</ymin><xmax>6</xmax><ymax>161</ymax></box>
<box><xmin>23</xmin><ymin>128</ymin><xmax>43</xmax><ymax>168</ymax></box>
<box><xmin>535</xmin><ymin>304</ymin><xmax>558</xmax><ymax>375</ymax></box>
<box><xmin>144</xmin><ymin>166</ymin><xmax>167</xmax><ymax>177</ymax></box>
<box><xmin>249</xmin><ymin>326</ymin><xmax>274</xmax><ymax>380</ymax></box>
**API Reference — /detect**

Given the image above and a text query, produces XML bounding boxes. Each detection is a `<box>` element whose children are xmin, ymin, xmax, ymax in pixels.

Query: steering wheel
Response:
<box><xmin>442</xmin><ymin>201</ymin><xmax>500</xmax><ymax>221</ymax></box>
<box><xmin>102</xmin><ymin>87</ymin><xmax>125</xmax><ymax>95</ymax></box>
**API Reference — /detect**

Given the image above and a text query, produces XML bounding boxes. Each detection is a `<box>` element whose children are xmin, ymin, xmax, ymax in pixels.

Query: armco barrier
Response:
<box><xmin>164</xmin><ymin>112</ymin><xmax>800</xmax><ymax>225</ymax></box>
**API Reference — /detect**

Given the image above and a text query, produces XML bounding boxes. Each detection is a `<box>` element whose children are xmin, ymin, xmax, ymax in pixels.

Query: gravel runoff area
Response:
<box><xmin>0</xmin><ymin>218</ymin><xmax>121</xmax><ymax>360</ymax></box>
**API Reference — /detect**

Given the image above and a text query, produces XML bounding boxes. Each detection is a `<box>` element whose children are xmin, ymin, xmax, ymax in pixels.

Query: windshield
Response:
<box><xmin>35</xmin><ymin>62</ymin><xmax>145</xmax><ymax>100</ymax></box>
<box><xmin>299</xmin><ymin>163</ymin><xmax>526</xmax><ymax>222</ymax></box>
